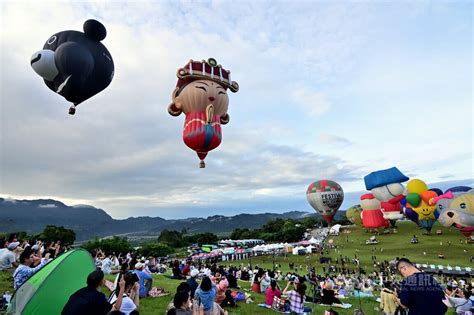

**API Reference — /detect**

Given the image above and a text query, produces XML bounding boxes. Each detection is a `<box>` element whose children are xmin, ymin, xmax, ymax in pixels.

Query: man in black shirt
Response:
<box><xmin>394</xmin><ymin>258</ymin><xmax>447</xmax><ymax>315</ymax></box>
<box><xmin>61</xmin><ymin>269</ymin><xmax>125</xmax><ymax>315</ymax></box>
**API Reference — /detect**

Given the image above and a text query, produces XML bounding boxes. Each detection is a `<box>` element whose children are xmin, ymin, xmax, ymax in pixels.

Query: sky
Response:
<box><xmin>0</xmin><ymin>1</ymin><xmax>472</xmax><ymax>219</ymax></box>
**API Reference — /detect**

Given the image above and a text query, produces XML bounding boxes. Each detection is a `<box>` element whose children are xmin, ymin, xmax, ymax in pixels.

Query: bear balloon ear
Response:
<box><xmin>83</xmin><ymin>19</ymin><xmax>107</xmax><ymax>41</ymax></box>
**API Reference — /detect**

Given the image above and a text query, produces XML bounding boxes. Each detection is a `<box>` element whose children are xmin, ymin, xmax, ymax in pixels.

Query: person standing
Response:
<box><xmin>394</xmin><ymin>258</ymin><xmax>447</xmax><ymax>315</ymax></box>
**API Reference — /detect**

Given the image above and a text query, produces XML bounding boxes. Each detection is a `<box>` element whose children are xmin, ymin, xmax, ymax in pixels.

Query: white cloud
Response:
<box><xmin>291</xmin><ymin>88</ymin><xmax>331</xmax><ymax>117</ymax></box>
<box><xmin>38</xmin><ymin>204</ymin><xmax>57</xmax><ymax>208</ymax></box>
<box><xmin>319</xmin><ymin>134</ymin><xmax>353</xmax><ymax>147</ymax></box>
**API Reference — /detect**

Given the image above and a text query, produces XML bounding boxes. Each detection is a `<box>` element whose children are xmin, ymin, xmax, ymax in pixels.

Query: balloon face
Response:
<box><xmin>406</xmin><ymin>179</ymin><xmax>428</xmax><ymax>194</ymax></box>
<box><xmin>346</xmin><ymin>205</ymin><xmax>363</xmax><ymax>226</ymax></box>
<box><xmin>168</xmin><ymin>58</ymin><xmax>238</xmax><ymax>167</ymax></box>
<box><xmin>31</xmin><ymin>20</ymin><xmax>114</xmax><ymax>114</ymax></box>
<box><xmin>371</xmin><ymin>183</ymin><xmax>405</xmax><ymax>202</ymax></box>
<box><xmin>306</xmin><ymin>180</ymin><xmax>344</xmax><ymax>224</ymax></box>
<box><xmin>437</xmin><ymin>191</ymin><xmax>474</xmax><ymax>237</ymax></box>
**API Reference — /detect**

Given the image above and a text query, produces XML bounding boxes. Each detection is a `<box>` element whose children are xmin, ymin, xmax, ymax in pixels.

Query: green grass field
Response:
<box><xmin>1</xmin><ymin>221</ymin><xmax>472</xmax><ymax>314</ymax></box>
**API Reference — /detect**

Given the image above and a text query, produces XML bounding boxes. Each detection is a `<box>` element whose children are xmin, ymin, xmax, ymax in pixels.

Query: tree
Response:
<box><xmin>82</xmin><ymin>236</ymin><xmax>131</xmax><ymax>254</ymax></box>
<box><xmin>140</xmin><ymin>242</ymin><xmax>173</xmax><ymax>257</ymax></box>
<box><xmin>184</xmin><ymin>232</ymin><xmax>218</xmax><ymax>246</ymax></box>
<box><xmin>158</xmin><ymin>229</ymin><xmax>185</xmax><ymax>248</ymax></box>
<box><xmin>38</xmin><ymin>225</ymin><xmax>76</xmax><ymax>246</ymax></box>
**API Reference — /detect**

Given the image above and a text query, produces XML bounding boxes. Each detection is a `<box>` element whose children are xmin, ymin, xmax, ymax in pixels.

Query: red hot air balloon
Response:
<box><xmin>168</xmin><ymin>58</ymin><xmax>239</xmax><ymax>168</ymax></box>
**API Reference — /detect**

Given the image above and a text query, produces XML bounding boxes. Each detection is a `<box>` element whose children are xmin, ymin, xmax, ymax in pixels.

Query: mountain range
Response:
<box><xmin>0</xmin><ymin>198</ymin><xmax>346</xmax><ymax>241</ymax></box>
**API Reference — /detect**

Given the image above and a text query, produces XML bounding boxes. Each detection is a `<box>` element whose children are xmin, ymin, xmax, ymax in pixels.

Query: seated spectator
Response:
<box><xmin>251</xmin><ymin>268</ymin><xmax>264</xmax><ymax>294</ymax></box>
<box><xmin>172</xmin><ymin>261</ymin><xmax>185</xmax><ymax>280</ymax></box>
<box><xmin>220</xmin><ymin>289</ymin><xmax>236</xmax><ymax>308</ymax></box>
<box><xmin>265</xmin><ymin>280</ymin><xmax>281</xmax><ymax>306</ymax></box>
<box><xmin>260</xmin><ymin>273</ymin><xmax>271</xmax><ymax>293</ymax></box>
<box><xmin>194</xmin><ymin>276</ymin><xmax>216</xmax><ymax>312</ymax></box>
<box><xmin>102</xmin><ymin>253</ymin><xmax>120</xmax><ymax>275</ymax></box>
<box><xmin>134</xmin><ymin>263</ymin><xmax>153</xmax><ymax>298</ymax></box>
<box><xmin>181</xmin><ymin>262</ymin><xmax>191</xmax><ymax>277</ymax></box>
<box><xmin>167</xmin><ymin>290</ymin><xmax>192</xmax><ymax>315</ymax></box>
<box><xmin>283</xmin><ymin>281</ymin><xmax>312</xmax><ymax>314</ymax></box>
<box><xmin>13</xmin><ymin>249</ymin><xmax>50</xmax><ymax>289</ymax></box>
<box><xmin>215</xmin><ymin>277</ymin><xmax>229</xmax><ymax>304</ymax></box>
<box><xmin>114</xmin><ymin>272</ymin><xmax>140</xmax><ymax>315</ymax></box>
<box><xmin>166</xmin><ymin>282</ymin><xmax>191</xmax><ymax>312</ymax></box>
<box><xmin>0</xmin><ymin>242</ymin><xmax>20</xmax><ymax>271</ymax></box>
<box><xmin>446</xmin><ymin>288</ymin><xmax>473</xmax><ymax>314</ymax></box>
<box><xmin>321</xmin><ymin>282</ymin><xmax>342</xmax><ymax>305</ymax></box>
<box><xmin>187</xmin><ymin>269</ymin><xmax>199</xmax><ymax>299</ymax></box>
<box><xmin>62</xmin><ymin>270</ymin><xmax>125</xmax><ymax>315</ymax></box>
<box><xmin>240</xmin><ymin>268</ymin><xmax>250</xmax><ymax>281</ymax></box>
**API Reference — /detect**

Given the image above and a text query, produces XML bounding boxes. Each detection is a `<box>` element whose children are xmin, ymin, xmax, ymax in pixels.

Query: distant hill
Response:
<box><xmin>0</xmin><ymin>198</ymin><xmax>346</xmax><ymax>241</ymax></box>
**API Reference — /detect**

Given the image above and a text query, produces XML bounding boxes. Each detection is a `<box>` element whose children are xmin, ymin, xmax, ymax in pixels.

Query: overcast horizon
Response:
<box><xmin>1</xmin><ymin>1</ymin><xmax>472</xmax><ymax>219</ymax></box>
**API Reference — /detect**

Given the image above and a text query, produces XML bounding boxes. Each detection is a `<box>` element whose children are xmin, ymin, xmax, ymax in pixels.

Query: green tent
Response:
<box><xmin>7</xmin><ymin>249</ymin><xmax>95</xmax><ymax>315</ymax></box>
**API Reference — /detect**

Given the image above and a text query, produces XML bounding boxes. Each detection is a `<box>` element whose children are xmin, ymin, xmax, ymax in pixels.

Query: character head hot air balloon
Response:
<box><xmin>168</xmin><ymin>58</ymin><xmax>239</xmax><ymax>168</ymax></box>
<box><xmin>403</xmin><ymin>179</ymin><xmax>439</xmax><ymax>233</ymax></box>
<box><xmin>364</xmin><ymin>167</ymin><xmax>409</xmax><ymax>227</ymax></box>
<box><xmin>30</xmin><ymin>20</ymin><xmax>114</xmax><ymax>115</ymax></box>
<box><xmin>436</xmin><ymin>187</ymin><xmax>474</xmax><ymax>237</ymax></box>
<box><xmin>306</xmin><ymin>180</ymin><xmax>344</xmax><ymax>225</ymax></box>
<box><xmin>346</xmin><ymin>204</ymin><xmax>363</xmax><ymax>227</ymax></box>
<box><xmin>360</xmin><ymin>193</ymin><xmax>389</xmax><ymax>229</ymax></box>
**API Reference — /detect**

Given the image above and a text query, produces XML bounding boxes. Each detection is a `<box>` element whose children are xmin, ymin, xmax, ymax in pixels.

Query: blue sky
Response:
<box><xmin>1</xmin><ymin>1</ymin><xmax>472</xmax><ymax>219</ymax></box>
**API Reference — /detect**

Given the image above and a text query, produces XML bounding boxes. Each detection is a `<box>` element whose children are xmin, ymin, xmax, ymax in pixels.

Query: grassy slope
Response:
<box><xmin>1</xmin><ymin>222</ymin><xmax>471</xmax><ymax>314</ymax></box>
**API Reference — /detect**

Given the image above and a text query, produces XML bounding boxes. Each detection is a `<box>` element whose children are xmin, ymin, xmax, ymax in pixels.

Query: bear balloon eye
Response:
<box><xmin>439</xmin><ymin>204</ymin><xmax>443</xmax><ymax>210</ymax></box>
<box><xmin>218</xmin><ymin>91</ymin><xmax>226</xmax><ymax>95</ymax></box>
<box><xmin>196</xmin><ymin>86</ymin><xmax>207</xmax><ymax>91</ymax></box>
<box><xmin>459</xmin><ymin>203</ymin><xmax>466</xmax><ymax>209</ymax></box>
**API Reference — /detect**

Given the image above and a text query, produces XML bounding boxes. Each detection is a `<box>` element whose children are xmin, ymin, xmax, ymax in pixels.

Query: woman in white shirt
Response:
<box><xmin>109</xmin><ymin>272</ymin><xmax>140</xmax><ymax>315</ymax></box>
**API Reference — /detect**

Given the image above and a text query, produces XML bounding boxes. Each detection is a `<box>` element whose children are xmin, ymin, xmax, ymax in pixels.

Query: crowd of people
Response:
<box><xmin>1</xmin><ymin>231</ymin><xmax>474</xmax><ymax>315</ymax></box>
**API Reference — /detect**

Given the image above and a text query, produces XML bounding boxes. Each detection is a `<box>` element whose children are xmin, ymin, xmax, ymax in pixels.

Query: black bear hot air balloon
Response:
<box><xmin>30</xmin><ymin>19</ymin><xmax>114</xmax><ymax>115</ymax></box>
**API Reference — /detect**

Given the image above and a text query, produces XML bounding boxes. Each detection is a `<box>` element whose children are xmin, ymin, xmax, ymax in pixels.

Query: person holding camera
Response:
<box><xmin>445</xmin><ymin>287</ymin><xmax>473</xmax><ymax>315</ymax></box>
<box><xmin>380</xmin><ymin>282</ymin><xmax>398</xmax><ymax>315</ymax></box>
<box><xmin>394</xmin><ymin>258</ymin><xmax>446</xmax><ymax>315</ymax></box>
<box><xmin>265</xmin><ymin>280</ymin><xmax>281</xmax><ymax>306</ymax></box>
<box><xmin>283</xmin><ymin>279</ymin><xmax>312</xmax><ymax>314</ymax></box>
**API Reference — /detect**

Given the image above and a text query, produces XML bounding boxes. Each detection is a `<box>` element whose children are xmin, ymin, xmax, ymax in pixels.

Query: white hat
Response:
<box><xmin>135</xmin><ymin>262</ymin><xmax>144</xmax><ymax>270</ymax></box>
<box><xmin>7</xmin><ymin>242</ymin><xmax>20</xmax><ymax>250</ymax></box>
<box><xmin>191</xmin><ymin>269</ymin><xmax>199</xmax><ymax>277</ymax></box>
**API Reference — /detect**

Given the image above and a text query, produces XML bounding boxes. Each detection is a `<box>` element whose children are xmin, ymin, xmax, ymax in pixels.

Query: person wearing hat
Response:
<box><xmin>0</xmin><ymin>242</ymin><xmax>21</xmax><ymax>271</ymax></box>
<box><xmin>187</xmin><ymin>269</ymin><xmax>199</xmax><ymax>299</ymax></box>
<box><xmin>134</xmin><ymin>262</ymin><xmax>153</xmax><ymax>298</ymax></box>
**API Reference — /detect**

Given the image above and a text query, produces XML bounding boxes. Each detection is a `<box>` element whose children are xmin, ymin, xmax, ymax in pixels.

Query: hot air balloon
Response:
<box><xmin>364</xmin><ymin>167</ymin><xmax>408</xmax><ymax>228</ymax></box>
<box><xmin>168</xmin><ymin>58</ymin><xmax>239</xmax><ymax>168</ymax></box>
<box><xmin>404</xmin><ymin>179</ymin><xmax>438</xmax><ymax>233</ymax></box>
<box><xmin>306</xmin><ymin>180</ymin><xmax>344</xmax><ymax>225</ymax></box>
<box><xmin>436</xmin><ymin>187</ymin><xmax>474</xmax><ymax>237</ymax></box>
<box><xmin>30</xmin><ymin>20</ymin><xmax>114</xmax><ymax>115</ymax></box>
<box><xmin>346</xmin><ymin>204</ymin><xmax>363</xmax><ymax>227</ymax></box>
<box><xmin>360</xmin><ymin>193</ymin><xmax>389</xmax><ymax>229</ymax></box>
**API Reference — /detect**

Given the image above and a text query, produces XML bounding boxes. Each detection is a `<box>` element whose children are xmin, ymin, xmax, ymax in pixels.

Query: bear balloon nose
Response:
<box><xmin>30</xmin><ymin>49</ymin><xmax>59</xmax><ymax>81</ymax></box>
<box><xmin>447</xmin><ymin>212</ymin><xmax>454</xmax><ymax>218</ymax></box>
<box><xmin>208</xmin><ymin>97</ymin><xmax>215</xmax><ymax>102</ymax></box>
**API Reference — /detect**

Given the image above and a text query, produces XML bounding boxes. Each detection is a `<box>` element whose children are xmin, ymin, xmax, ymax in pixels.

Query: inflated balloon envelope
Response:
<box><xmin>31</xmin><ymin>19</ymin><xmax>114</xmax><ymax>115</ymax></box>
<box><xmin>168</xmin><ymin>58</ymin><xmax>239</xmax><ymax>168</ymax></box>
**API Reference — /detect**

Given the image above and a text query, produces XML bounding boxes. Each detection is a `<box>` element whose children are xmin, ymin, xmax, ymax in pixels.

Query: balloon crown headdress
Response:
<box><xmin>175</xmin><ymin>58</ymin><xmax>239</xmax><ymax>93</ymax></box>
